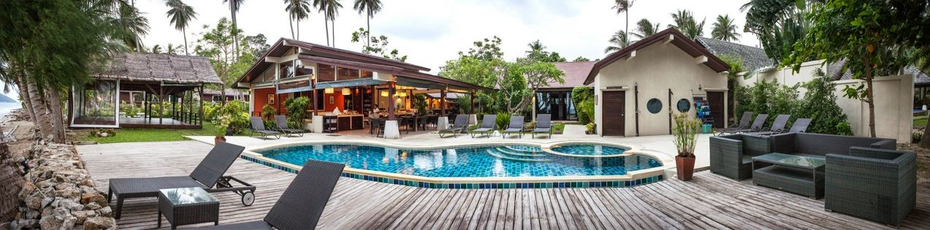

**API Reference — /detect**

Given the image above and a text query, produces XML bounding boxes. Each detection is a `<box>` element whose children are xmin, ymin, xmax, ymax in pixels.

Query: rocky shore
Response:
<box><xmin>1</xmin><ymin>110</ymin><xmax>116</xmax><ymax>229</ymax></box>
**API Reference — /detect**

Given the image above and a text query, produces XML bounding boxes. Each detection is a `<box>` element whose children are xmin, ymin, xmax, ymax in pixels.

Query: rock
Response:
<box><xmin>79</xmin><ymin>193</ymin><xmax>106</xmax><ymax>205</ymax></box>
<box><xmin>15</xmin><ymin>218</ymin><xmax>38</xmax><ymax>229</ymax></box>
<box><xmin>26</xmin><ymin>210</ymin><xmax>40</xmax><ymax>219</ymax></box>
<box><xmin>42</xmin><ymin>197</ymin><xmax>53</xmax><ymax>208</ymax></box>
<box><xmin>62</xmin><ymin>215</ymin><xmax>78</xmax><ymax>229</ymax></box>
<box><xmin>25</xmin><ymin>195</ymin><xmax>43</xmax><ymax>210</ymax></box>
<box><xmin>83</xmin><ymin>216</ymin><xmax>116</xmax><ymax>230</ymax></box>
<box><xmin>73</xmin><ymin>210</ymin><xmax>95</xmax><ymax>224</ymax></box>
<box><xmin>59</xmin><ymin>199</ymin><xmax>83</xmax><ymax>211</ymax></box>
<box><xmin>95</xmin><ymin>206</ymin><xmax>112</xmax><ymax>217</ymax></box>
<box><xmin>38</xmin><ymin>208</ymin><xmax>70</xmax><ymax>230</ymax></box>
<box><xmin>80</xmin><ymin>179</ymin><xmax>95</xmax><ymax>187</ymax></box>
<box><xmin>20</xmin><ymin>181</ymin><xmax>36</xmax><ymax>196</ymax></box>
<box><xmin>84</xmin><ymin>202</ymin><xmax>102</xmax><ymax>210</ymax></box>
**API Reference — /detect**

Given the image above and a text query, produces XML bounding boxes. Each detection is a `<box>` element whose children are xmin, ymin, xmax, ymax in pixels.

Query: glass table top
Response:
<box><xmin>752</xmin><ymin>152</ymin><xmax>826</xmax><ymax>169</ymax></box>
<box><xmin>159</xmin><ymin>187</ymin><xmax>218</xmax><ymax>205</ymax></box>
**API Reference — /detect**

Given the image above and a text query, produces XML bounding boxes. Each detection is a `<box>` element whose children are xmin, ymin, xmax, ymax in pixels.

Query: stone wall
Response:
<box><xmin>9</xmin><ymin>139</ymin><xmax>116</xmax><ymax>230</ymax></box>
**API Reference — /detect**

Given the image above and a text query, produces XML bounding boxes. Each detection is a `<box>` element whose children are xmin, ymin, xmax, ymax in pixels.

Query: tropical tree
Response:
<box><xmin>166</xmin><ymin>0</ymin><xmax>197</xmax><ymax>55</ymax></box>
<box><xmin>744</xmin><ymin>0</ymin><xmax>811</xmax><ymax>64</ymax></box>
<box><xmin>669</xmin><ymin>9</ymin><xmax>705</xmax><ymax>39</ymax></box>
<box><xmin>284</xmin><ymin>0</ymin><xmax>311</xmax><ymax>40</ymax></box>
<box><xmin>315</xmin><ymin>0</ymin><xmax>343</xmax><ymax>46</ymax></box>
<box><xmin>166</xmin><ymin>44</ymin><xmax>181</xmax><ymax>55</ymax></box>
<box><xmin>632</xmin><ymin>19</ymin><xmax>661</xmax><ymax>40</ymax></box>
<box><xmin>353</xmin><ymin>0</ymin><xmax>383</xmax><ymax>46</ymax></box>
<box><xmin>195</xmin><ymin>18</ymin><xmax>243</xmax><ymax>104</ymax></box>
<box><xmin>223</xmin><ymin>0</ymin><xmax>244</xmax><ymax>58</ymax></box>
<box><xmin>786</xmin><ymin>0</ymin><xmax>929</xmax><ymax>138</ymax></box>
<box><xmin>351</xmin><ymin>28</ymin><xmax>407</xmax><ymax>61</ymax></box>
<box><xmin>151</xmin><ymin>44</ymin><xmax>164</xmax><ymax>54</ymax></box>
<box><xmin>604</xmin><ymin>30</ymin><xmax>629</xmax><ymax>53</ymax></box>
<box><xmin>612</xmin><ymin>0</ymin><xmax>634</xmax><ymax>40</ymax></box>
<box><xmin>573</xmin><ymin>57</ymin><xmax>590</xmax><ymax>62</ymax></box>
<box><xmin>111</xmin><ymin>2</ymin><xmax>150</xmax><ymax>51</ymax></box>
<box><xmin>525</xmin><ymin>40</ymin><xmax>565</xmax><ymax>62</ymax></box>
<box><xmin>711</xmin><ymin>14</ymin><xmax>741</xmax><ymax>41</ymax></box>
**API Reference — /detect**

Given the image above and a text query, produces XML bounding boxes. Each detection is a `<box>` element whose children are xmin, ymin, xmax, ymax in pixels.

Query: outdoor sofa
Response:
<box><xmin>709</xmin><ymin>134</ymin><xmax>773</xmax><ymax>180</ymax></box>
<box><xmin>825</xmin><ymin>147</ymin><xmax>916</xmax><ymax>226</ymax></box>
<box><xmin>107</xmin><ymin>142</ymin><xmax>255</xmax><ymax>219</ymax></box>
<box><xmin>197</xmin><ymin>160</ymin><xmax>344</xmax><ymax>230</ymax></box>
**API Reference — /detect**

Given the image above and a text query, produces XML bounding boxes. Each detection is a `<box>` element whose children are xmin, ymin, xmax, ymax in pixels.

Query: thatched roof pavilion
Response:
<box><xmin>69</xmin><ymin>53</ymin><xmax>221</xmax><ymax>129</ymax></box>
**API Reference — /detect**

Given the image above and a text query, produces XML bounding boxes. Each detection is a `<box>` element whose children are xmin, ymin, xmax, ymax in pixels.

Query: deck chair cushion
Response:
<box><xmin>189</xmin><ymin>142</ymin><xmax>246</xmax><ymax>188</ymax></box>
<box><xmin>263</xmin><ymin>160</ymin><xmax>345</xmax><ymax>229</ymax></box>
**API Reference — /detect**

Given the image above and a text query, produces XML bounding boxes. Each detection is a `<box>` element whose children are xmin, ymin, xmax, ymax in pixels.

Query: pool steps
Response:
<box><xmin>495</xmin><ymin>147</ymin><xmax>547</xmax><ymax>157</ymax></box>
<box><xmin>486</xmin><ymin>148</ymin><xmax>551</xmax><ymax>162</ymax></box>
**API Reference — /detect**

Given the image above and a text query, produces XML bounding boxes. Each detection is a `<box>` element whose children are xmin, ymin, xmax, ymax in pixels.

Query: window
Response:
<box><xmin>676</xmin><ymin>99</ymin><xmax>691</xmax><ymax>112</ymax></box>
<box><xmin>646</xmin><ymin>98</ymin><xmax>662</xmax><ymax>114</ymax></box>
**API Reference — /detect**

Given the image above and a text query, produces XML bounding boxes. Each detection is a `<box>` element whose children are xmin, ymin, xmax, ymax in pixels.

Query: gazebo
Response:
<box><xmin>69</xmin><ymin>53</ymin><xmax>222</xmax><ymax>129</ymax></box>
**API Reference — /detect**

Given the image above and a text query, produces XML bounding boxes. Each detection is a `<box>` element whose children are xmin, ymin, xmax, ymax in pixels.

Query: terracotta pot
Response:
<box><xmin>675</xmin><ymin>154</ymin><xmax>696</xmax><ymax>181</ymax></box>
<box><xmin>215</xmin><ymin>136</ymin><xmax>227</xmax><ymax>145</ymax></box>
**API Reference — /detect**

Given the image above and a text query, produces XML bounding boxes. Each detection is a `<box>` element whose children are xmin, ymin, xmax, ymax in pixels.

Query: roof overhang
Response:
<box><xmin>583</xmin><ymin>28</ymin><xmax>730</xmax><ymax>85</ymax></box>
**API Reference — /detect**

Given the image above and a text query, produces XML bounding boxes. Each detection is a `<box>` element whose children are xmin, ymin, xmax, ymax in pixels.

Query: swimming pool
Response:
<box><xmin>549</xmin><ymin>143</ymin><xmax>629</xmax><ymax>156</ymax></box>
<box><xmin>245</xmin><ymin>142</ymin><xmax>670</xmax><ymax>189</ymax></box>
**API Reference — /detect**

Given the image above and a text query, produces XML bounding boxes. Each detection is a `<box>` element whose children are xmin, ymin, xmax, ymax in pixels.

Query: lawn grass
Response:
<box><xmin>81</xmin><ymin>122</ymin><xmax>219</xmax><ymax>144</ymax></box>
<box><xmin>916</xmin><ymin>116</ymin><xmax>927</xmax><ymax>127</ymax></box>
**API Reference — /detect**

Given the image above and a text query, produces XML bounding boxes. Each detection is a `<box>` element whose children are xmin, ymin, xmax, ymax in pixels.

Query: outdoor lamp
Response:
<box><xmin>380</xmin><ymin>91</ymin><xmax>388</xmax><ymax>97</ymax></box>
<box><xmin>324</xmin><ymin>88</ymin><xmax>334</xmax><ymax>94</ymax></box>
<box><xmin>342</xmin><ymin>88</ymin><xmax>351</xmax><ymax>95</ymax></box>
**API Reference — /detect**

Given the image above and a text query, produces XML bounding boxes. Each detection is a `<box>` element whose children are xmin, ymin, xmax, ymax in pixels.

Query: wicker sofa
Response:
<box><xmin>709</xmin><ymin>134</ymin><xmax>772</xmax><ymax>180</ymax></box>
<box><xmin>769</xmin><ymin>132</ymin><xmax>896</xmax><ymax>156</ymax></box>
<box><xmin>825</xmin><ymin>147</ymin><xmax>916</xmax><ymax>226</ymax></box>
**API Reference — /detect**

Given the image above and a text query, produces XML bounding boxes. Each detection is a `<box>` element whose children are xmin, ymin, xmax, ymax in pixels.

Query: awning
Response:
<box><xmin>315</xmin><ymin>78</ymin><xmax>388</xmax><ymax>89</ymax></box>
<box><xmin>396</xmin><ymin>77</ymin><xmax>446</xmax><ymax>89</ymax></box>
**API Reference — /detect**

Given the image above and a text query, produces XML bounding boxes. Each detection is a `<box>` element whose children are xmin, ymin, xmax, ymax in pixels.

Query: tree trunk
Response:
<box><xmin>289</xmin><ymin>18</ymin><xmax>295</xmax><ymax>39</ymax></box>
<box><xmin>183</xmin><ymin>27</ymin><xmax>189</xmax><ymax>55</ymax></box>
<box><xmin>15</xmin><ymin>75</ymin><xmax>37</xmax><ymax>123</ymax></box>
<box><xmin>864</xmin><ymin>54</ymin><xmax>876</xmax><ymax>137</ymax></box>
<box><xmin>297</xmin><ymin>20</ymin><xmax>300</xmax><ymax>40</ymax></box>
<box><xmin>325</xmin><ymin>19</ymin><xmax>330</xmax><ymax>46</ymax></box>
<box><xmin>366</xmin><ymin>10</ymin><xmax>371</xmax><ymax>46</ymax></box>
<box><xmin>230</xmin><ymin>5</ymin><xmax>239</xmax><ymax>62</ymax></box>
<box><xmin>46</xmin><ymin>88</ymin><xmax>66</xmax><ymax>143</ymax></box>
<box><xmin>331</xmin><ymin>19</ymin><xmax>336</xmax><ymax>47</ymax></box>
<box><xmin>26</xmin><ymin>78</ymin><xmax>54</xmax><ymax>140</ymax></box>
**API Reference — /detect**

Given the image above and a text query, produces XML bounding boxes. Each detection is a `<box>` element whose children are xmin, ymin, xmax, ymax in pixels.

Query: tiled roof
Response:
<box><xmin>545</xmin><ymin>61</ymin><xmax>596</xmax><ymax>89</ymax></box>
<box><xmin>695</xmin><ymin>37</ymin><xmax>774</xmax><ymax>72</ymax></box>
<box><xmin>829</xmin><ymin>59</ymin><xmax>930</xmax><ymax>85</ymax></box>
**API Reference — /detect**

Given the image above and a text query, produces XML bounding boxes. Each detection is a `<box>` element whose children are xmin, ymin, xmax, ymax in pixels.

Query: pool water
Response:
<box><xmin>550</xmin><ymin>144</ymin><xmax>628</xmax><ymax>156</ymax></box>
<box><xmin>258</xmin><ymin>144</ymin><xmax>662</xmax><ymax>178</ymax></box>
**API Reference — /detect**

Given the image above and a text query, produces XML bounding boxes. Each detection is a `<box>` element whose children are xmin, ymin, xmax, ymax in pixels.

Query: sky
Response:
<box><xmin>139</xmin><ymin>0</ymin><xmax>759</xmax><ymax>74</ymax></box>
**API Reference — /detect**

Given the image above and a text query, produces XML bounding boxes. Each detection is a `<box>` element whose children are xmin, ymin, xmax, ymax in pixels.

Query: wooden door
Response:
<box><xmin>707</xmin><ymin>92</ymin><xmax>725</xmax><ymax>128</ymax></box>
<box><xmin>602</xmin><ymin>91</ymin><xmax>625</xmax><ymax>136</ymax></box>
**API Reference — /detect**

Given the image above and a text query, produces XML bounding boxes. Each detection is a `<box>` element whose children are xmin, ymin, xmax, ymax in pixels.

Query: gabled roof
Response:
<box><xmin>97</xmin><ymin>53</ymin><xmax>222</xmax><ymax>84</ymax></box>
<box><xmin>546</xmin><ymin>61</ymin><xmax>596</xmax><ymax>89</ymax></box>
<box><xmin>584</xmin><ymin>28</ymin><xmax>729</xmax><ymax>85</ymax></box>
<box><xmin>695</xmin><ymin>37</ymin><xmax>774</xmax><ymax>71</ymax></box>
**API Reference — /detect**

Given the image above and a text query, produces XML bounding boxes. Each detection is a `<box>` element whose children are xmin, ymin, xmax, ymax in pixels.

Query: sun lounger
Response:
<box><xmin>531</xmin><ymin>114</ymin><xmax>553</xmax><ymax>138</ymax></box>
<box><xmin>715</xmin><ymin>111</ymin><xmax>753</xmax><ymax>135</ymax></box>
<box><xmin>746</xmin><ymin>114</ymin><xmax>790</xmax><ymax>135</ymax></box>
<box><xmin>721</xmin><ymin>114</ymin><xmax>768</xmax><ymax>135</ymax></box>
<box><xmin>274</xmin><ymin>115</ymin><xmax>304</xmax><ymax>137</ymax></box>
<box><xmin>439</xmin><ymin>115</ymin><xmax>468</xmax><ymax>138</ymax></box>
<box><xmin>250</xmin><ymin>117</ymin><xmax>281</xmax><ymax>139</ymax></box>
<box><xmin>107</xmin><ymin>142</ymin><xmax>256</xmax><ymax>219</ymax></box>
<box><xmin>470</xmin><ymin>115</ymin><xmax>497</xmax><ymax>138</ymax></box>
<box><xmin>195</xmin><ymin>160</ymin><xmax>344</xmax><ymax>230</ymax></box>
<box><xmin>754</xmin><ymin>118</ymin><xmax>812</xmax><ymax>135</ymax></box>
<box><xmin>501</xmin><ymin>116</ymin><xmax>525</xmax><ymax>138</ymax></box>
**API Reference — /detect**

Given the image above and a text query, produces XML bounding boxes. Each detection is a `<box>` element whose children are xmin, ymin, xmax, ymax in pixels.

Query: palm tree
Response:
<box><xmin>223</xmin><ymin>0</ymin><xmax>244</xmax><ymax>58</ymax></box>
<box><xmin>284</xmin><ymin>0</ymin><xmax>311</xmax><ymax>40</ymax></box>
<box><xmin>166</xmin><ymin>44</ymin><xmax>180</xmax><ymax>55</ymax></box>
<box><xmin>604</xmin><ymin>30</ymin><xmax>630</xmax><ymax>53</ymax></box>
<box><xmin>527</xmin><ymin>40</ymin><xmax>546</xmax><ymax>55</ymax></box>
<box><xmin>612</xmin><ymin>0</ymin><xmax>634</xmax><ymax>40</ymax></box>
<box><xmin>111</xmin><ymin>3</ymin><xmax>150</xmax><ymax>52</ymax></box>
<box><xmin>151</xmin><ymin>44</ymin><xmax>163</xmax><ymax>54</ymax></box>
<box><xmin>166</xmin><ymin>0</ymin><xmax>197</xmax><ymax>55</ymax></box>
<box><xmin>315</xmin><ymin>0</ymin><xmax>342</xmax><ymax>46</ymax></box>
<box><xmin>632</xmin><ymin>19</ymin><xmax>661</xmax><ymax>40</ymax></box>
<box><xmin>711</xmin><ymin>14</ymin><xmax>741</xmax><ymax>42</ymax></box>
<box><xmin>353</xmin><ymin>0</ymin><xmax>382</xmax><ymax>46</ymax></box>
<box><xmin>669</xmin><ymin>9</ymin><xmax>705</xmax><ymax>39</ymax></box>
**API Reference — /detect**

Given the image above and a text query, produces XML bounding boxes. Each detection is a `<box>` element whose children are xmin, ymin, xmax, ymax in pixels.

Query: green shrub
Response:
<box><xmin>572</xmin><ymin>86</ymin><xmax>595</xmax><ymax>124</ymax></box>
<box><xmin>735</xmin><ymin>69</ymin><xmax>852</xmax><ymax>135</ymax></box>
<box><xmin>495</xmin><ymin>113</ymin><xmax>511</xmax><ymax>130</ymax></box>
<box><xmin>203</xmin><ymin>102</ymin><xmax>221</xmax><ymax>122</ymax></box>
<box><xmin>586</xmin><ymin>122</ymin><xmax>596</xmax><ymax>134</ymax></box>
<box><xmin>215</xmin><ymin>100</ymin><xmax>250</xmax><ymax>134</ymax></box>
<box><xmin>261</xmin><ymin>104</ymin><xmax>277</xmax><ymax>120</ymax></box>
<box><xmin>284</xmin><ymin>97</ymin><xmax>310</xmax><ymax>128</ymax></box>
<box><xmin>552</xmin><ymin>122</ymin><xmax>565</xmax><ymax>134</ymax></box>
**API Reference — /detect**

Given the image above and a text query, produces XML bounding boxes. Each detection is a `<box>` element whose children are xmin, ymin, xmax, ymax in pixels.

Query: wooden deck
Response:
<box><xmin>77</xmin><ymin>141</ymin><xmax>930</xmax><ymax>230</ymax></box>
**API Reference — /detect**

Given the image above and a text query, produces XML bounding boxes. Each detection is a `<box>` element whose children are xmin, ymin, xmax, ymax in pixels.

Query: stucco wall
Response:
<box><xmin>594</xmin><ymin>43</ymin><xmax>728</xmax><ymax>136</ymax></box>
<box><xmin>737</xmin><ymin>62</ymin><xmax>914</xmax><ymax>143</ymax></box>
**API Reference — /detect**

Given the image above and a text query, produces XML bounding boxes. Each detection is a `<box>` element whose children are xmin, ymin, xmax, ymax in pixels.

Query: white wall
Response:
<box><xmin>594</xmin><ymin>42</ymin><xmax>728</xmax><ymax>136</ymax></box>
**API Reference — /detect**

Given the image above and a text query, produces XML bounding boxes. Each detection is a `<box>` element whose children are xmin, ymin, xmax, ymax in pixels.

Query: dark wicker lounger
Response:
<box><xmin>274</xmin><ymin>115</ymin><xmax>305</xmax><ymax>137</ymax></box>
<box><xmin>196</xmin><ymin>160</ymin><xmax>345</xmax><ymax>230</ymax></box>
<box><xmin>470</xmin><ymin>115</ymin><xmax>497</xmax><ymax>138</ymax></box>
<box><xmin>716</xmin><ymin>111</ymin><xmax>753</xmax><ymax>135</ymax></box>
<box><xmin>502</xmin><ymin>116</ymin><xmax>525</xmax><ymax>138</ymax></box>
<box><xmin>250</xmin><ymin>117</ymin><xmax>281</xmax><ymax>139</ymax></box>
<box><xmin>107</xmin><ymin>142</ymin><xmax>256</xmax><ymax>219</ymax></box>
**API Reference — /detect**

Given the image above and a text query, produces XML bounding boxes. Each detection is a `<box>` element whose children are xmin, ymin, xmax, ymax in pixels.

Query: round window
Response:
<box><xmin>646</xmin><ymin>98</ymin><xmax>662</xmax><ymax>114</ymax></box>
<box><xmin>677</xmin><ymin>99</ymin><xmax>691</xmax><ymax>112</ymax></box>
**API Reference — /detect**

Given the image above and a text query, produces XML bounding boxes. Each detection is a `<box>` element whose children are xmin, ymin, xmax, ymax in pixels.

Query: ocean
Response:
<box><xmin>0</xmin><ymin>102</ymin><xmax>21</xmax><ymax>119</ymax></box>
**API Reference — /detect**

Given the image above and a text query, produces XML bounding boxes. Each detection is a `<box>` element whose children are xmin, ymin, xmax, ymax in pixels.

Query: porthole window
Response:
<box><xmin>646</xmin><ymin>98</ymin><xmax>662</xmax><ymax>114</ymax></box>
<box><xmin>677</xmin><ymin>99</ymin><xmax>691</xmax><ymax>113</ymax></box>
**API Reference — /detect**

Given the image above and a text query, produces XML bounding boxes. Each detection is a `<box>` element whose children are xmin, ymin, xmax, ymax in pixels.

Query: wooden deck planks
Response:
<box><xmin>77</xmin><ymin>141</ymin><xmax>930</xmax><ymax>230</ymax></box>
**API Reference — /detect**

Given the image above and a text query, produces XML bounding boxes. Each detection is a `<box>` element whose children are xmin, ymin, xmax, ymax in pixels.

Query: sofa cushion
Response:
<box><xmin>792</xmin><ymin>133</ymin><xmax>895</xmax><ymax>156</ymax></box>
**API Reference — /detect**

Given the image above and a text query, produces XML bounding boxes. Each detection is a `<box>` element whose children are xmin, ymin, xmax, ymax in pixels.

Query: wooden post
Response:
<box><xmin>469</xmin><ymin>90</ymin><xmax>475</xmax><ymax>114</ymax></box>
<box><xmin>159</xmin><ymin>85</ymin><xmax>164</xmax><ymax>125</ymax></box>
<box><xmin>199</xmin><ymin>85</ymin><xmax>204</xmax><ymax>126</ymax></box>
<box><xmin>440</xmin><ymin>89</ymin><xmax>446</xmax><ymax>116</ymax></box>
<box><xmin>388</xmin><ymin>82</ymin><xmax>396</xmax><ymax>120</ymax></box>
<box><xmin>311</xmin><ymin>78</ymin><xmax>317</xmax><ymax>116</ymax></box>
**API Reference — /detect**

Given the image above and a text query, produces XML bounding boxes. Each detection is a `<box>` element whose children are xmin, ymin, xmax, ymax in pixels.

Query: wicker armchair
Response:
<box><xmin>709</xmin><ymin>134</ymin><xmax>772</xmax><ymax>180</ymax></box>
<box><xmin>825</xmin><ymin>147</ymin><xmax>916</xmax><ymax>226</ymax></box>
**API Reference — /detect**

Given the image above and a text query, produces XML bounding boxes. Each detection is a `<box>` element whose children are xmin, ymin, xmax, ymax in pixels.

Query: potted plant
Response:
<box><xmin>585</xmin><ymin>122</ymin><xmax>596</xmax><ymax>134</ymax></box>
<box><xmin>672</xmin><ymin>113</ymin><xmax>701</xmax><ymax>181</ymax></box>
<box><xmin>214</xmin><ymin>115</ymin><xmax>231</xmax><ymax>145</ymax></box>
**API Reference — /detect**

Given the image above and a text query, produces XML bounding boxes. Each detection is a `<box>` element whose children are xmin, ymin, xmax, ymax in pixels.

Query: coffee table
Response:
<box><xmin>158</xmin><ymin>187</ymin><xmax>220</xmax><ymax>229</ymax></box>
<box><xmin>751</xmin><ymin>153</ymin><xmax>826</xmax><ymax>198</ymax></box>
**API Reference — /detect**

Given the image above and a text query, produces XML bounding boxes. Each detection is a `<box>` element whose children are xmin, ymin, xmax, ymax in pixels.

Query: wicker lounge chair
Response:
<box><xmin>470</xmin><ymin>115</ymin><xmax>497</xmax><ymax>138</ymax></box>
<box><xmin>746</xmin><ymin>114</ymin><xmax>790</xmax><ymax>135</ymax></box>
<box><xmin>753</xmin><ymin>118</ymin><xmax>811</xmax><ymax>135</ymax></box>
<box><xmin>721</xmin><ymin>114</ymin><xmax>768</xmax><ymax>135</ymax></box>
<box><xmin>196</xmin><ymin>160</ymin><xmax>345</xmax><ymax>230</ymax></box>
<box><xmin>709</xmin><ymin>134</ymin><xmax>772</xmax><ymax>180</ymax></box>
<box><xmin>439</xmin><ymin>115</ymin><xmax>468</xmax><ymax>138</ymax></box>
<box><xmin>501</xmin><ymin>116</ymin><xmax>525</xmax><ymax>138</ymax></box>
<box><xmin>108</xmin><ymin>142</ymin><xmax>256</xmax><ymax>219</ymax></box>
<box><xmin>825</xmin><ymin>147</ymin><xmax>916</xmax><ymax>226</ymax></box>
<box><xmin>715</xmin><ymin>112</ymin><xmax>753</xmax><ymax>135</ymax></box>
<box><xmin>273</xmin><ymin>115</ymin><xmax>304</xmax><ymax>137</ymax></box>
<box><xmin>250</xmin><ymin>117</ymin><xmax>281</xmax><ymax>139</ymax></box>
<box><xmin>531</xmin><ymin>114</ymin><xmax>553</xmax><ymax>138</ymax></box>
